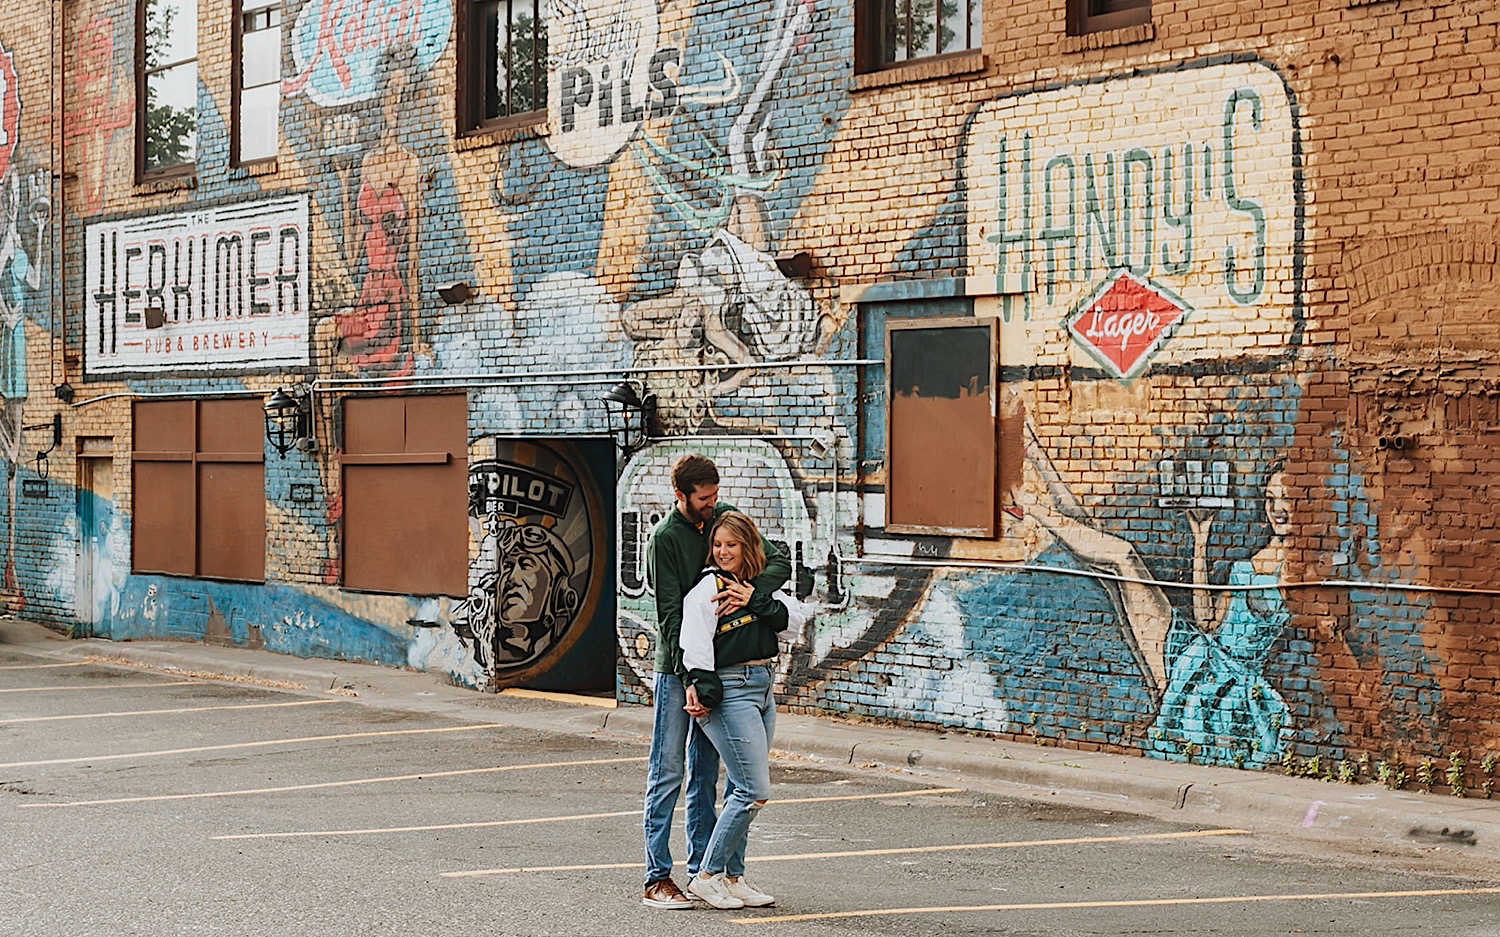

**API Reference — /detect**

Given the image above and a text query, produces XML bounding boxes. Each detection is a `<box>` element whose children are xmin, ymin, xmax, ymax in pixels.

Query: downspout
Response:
<box><xmin>52</xmin><ymin>0</ymin><xmax>67</xmax><ymax>397</ymax></box>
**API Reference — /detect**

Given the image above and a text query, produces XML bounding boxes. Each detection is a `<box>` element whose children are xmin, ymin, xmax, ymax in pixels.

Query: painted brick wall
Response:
<box><xmin>0</xmin><ymin>0</ymin><xmax>1491</xmax><ymax>788</ymax></box>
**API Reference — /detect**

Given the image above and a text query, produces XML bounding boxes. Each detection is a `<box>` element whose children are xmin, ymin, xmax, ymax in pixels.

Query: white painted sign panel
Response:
<box><xmin>964</xmin><ymin>62</ymin><xmax>1300</xmax><ymax>376</ymax></box>
<box><xmin>547</xmin><ymin>0</ymin><xmax>661</xmax><ymax>168</ymax></box>
<box><xmin>85</xmin><ymin>194</ymin><xmax>311</xmax><ymax>374</ymax></box>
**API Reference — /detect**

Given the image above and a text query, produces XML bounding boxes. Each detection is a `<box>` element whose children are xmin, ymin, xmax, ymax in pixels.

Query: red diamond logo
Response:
<box><xmin>1067</xmin><ymin>271</ymin><xmax>1191</xmax><ymax>379</ymax></box>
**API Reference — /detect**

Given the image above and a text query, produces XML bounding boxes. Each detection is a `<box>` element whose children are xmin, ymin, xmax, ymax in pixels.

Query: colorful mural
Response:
<box><xmin>0</xmin><ymin>0</ymin><xmax>1488</xmax><ymax>787</ymax></box>
<box><xmin>285</xmin><ymin>0</ymin><xmax>451</xmax><ymax>108</ymax></box>
<box><xmin>0</xmin><ymin>42</ymin><xmax>49</xmax><ymax>598</ymax></box>
<box><xmin>453</xmin><ymin>438</ymin><xmax>607</xmax><ymax>686</ymax></box>
<box><xmin>63</xmin><ymin>11</ymin><xmax>132</xmax><ymax>215</ymax></box>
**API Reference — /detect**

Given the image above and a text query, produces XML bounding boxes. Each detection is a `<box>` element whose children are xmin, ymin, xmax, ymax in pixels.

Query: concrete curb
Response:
<box><xmin>5</xmin><ymin>617</ymin><xmax>1498</xmax><ymax>868</ymax></box>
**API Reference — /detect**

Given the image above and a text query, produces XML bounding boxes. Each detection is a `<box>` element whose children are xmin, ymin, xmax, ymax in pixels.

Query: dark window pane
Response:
<box><xmin>875</xmin><ymin>0</ymin><xmax>977</xmax><ymax>67</ymax></box>
<box><xmin>477</xmin><ymin>0</ymin><xmax>501</xmax><ymax>121</ymax></box>
<box><xmin>1071</xmin><ymin>0</ymin><xmax>1150</xmax><ymax>34</ymax></box>
<box><xmin>880</xmin><ymin>0</ymin><xmax>905</xmax><ymax>64</ymax></box>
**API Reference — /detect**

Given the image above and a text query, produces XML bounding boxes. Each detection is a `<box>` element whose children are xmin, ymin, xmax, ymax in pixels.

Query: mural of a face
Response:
<box><xmin>494</xmin><ymin>523</ymin><xmax>578</xmax><ymax>662</ymax></box>
<box><xmin>1264</xmin><ymin>471</ymin><xmax>1291</xmax><ymax>537</ymax></box>
<box><xmin>452</xmin><ymin>441</ymin><xmax>602</xmax><ymax>684</ymax></box>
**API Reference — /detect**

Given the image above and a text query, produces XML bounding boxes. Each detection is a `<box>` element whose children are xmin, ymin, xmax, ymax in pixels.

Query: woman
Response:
<box><xmin>1153</xmin><ymin>465</ymin><xmax>1292</xmax><ymax>767</ymax></box>
<box><xmin>679</xmin><ymin>511</ymin><xmax>787</xmax><ymax>910</ymax></box>
<box><xmin>1021</xmin><ymin>437</ymin><xmax>1292</xmax><ymax>768</ymax></box>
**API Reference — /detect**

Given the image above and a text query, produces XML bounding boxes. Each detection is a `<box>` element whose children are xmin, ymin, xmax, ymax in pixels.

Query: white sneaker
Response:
<box><xmin>686</xmin><ymin>873</ymin><xmax>746</xmax><ymax>909</ymax></box>
<box><xmin>724</xmin><ymin>876</ymin><xmax>776</xmax><ymax>907</ymax></box>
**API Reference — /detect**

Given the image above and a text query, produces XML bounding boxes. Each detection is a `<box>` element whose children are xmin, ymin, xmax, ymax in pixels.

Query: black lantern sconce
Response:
<box><xmin>263</xmin><ymin>386</ymin><xmax>315</xmax><ymax>458</ymax></box>
<box><xmin>599</xmin><ymin>381</ymin><xmax>656</xmax><ymax>456</ymax></box>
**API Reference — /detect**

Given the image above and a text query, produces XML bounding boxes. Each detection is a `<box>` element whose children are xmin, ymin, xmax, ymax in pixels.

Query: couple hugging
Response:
<box><xmin>641</xmin><ymin>453</ymin><xmax>805</xmax><ymax>911</ymax></box>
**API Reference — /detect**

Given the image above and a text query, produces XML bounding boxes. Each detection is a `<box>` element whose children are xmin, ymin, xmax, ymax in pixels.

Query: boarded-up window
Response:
<box><xmin>132</xmin><ymin>398</ymin><xmax>266</xmax><ymax>580</ymax></box>
<box><xmin>885</xmin><ymin>318</ymin><xmax>997</xmax><ymax>537</ymax></box>
<box><xmin>342</xmin><ymin>394</ymin><xmax>467</xmax><ymax>597</ymax></box>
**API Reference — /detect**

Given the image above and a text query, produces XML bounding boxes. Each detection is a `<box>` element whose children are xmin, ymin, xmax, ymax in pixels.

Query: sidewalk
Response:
<box><xmin>5</xmin><ymin>616</ymin><xmax>1497</xmax><ymax>869</ymax></box>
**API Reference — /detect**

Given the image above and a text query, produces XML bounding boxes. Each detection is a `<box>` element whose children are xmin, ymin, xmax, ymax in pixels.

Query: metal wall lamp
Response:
<box><xmin>599</xmin><ymin>381</ymin><xmax>656</xmax><ymax>456</ymax></box>
<box><xmin>263</xmin><ymin>386</ymin><xmax>315</xmax><ymax>458</ymax></box>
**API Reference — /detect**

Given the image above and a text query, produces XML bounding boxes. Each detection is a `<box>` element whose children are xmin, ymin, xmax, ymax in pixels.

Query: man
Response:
<box><xmin>642</xmin><ymin>454</ymin><xmax>791</xmax><ymax>909</ymax></box>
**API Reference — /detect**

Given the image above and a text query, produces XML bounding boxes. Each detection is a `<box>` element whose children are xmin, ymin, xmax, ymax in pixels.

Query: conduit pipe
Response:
<box><xmin>847</xmin><ymin>555</ymin><xmax>1500</xmax><ymax>598</ymax></box>
<box><xmin>59</xmin><ymin>373</ymin><xmax>1491</xmax><ymax>599</ymax></box>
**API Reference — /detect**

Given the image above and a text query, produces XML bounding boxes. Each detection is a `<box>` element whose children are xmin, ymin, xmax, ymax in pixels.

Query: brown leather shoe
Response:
<box><xmin>643</xmin><ymin>878</ymin><xmax>695</xmax><ymax>909</ymax></box>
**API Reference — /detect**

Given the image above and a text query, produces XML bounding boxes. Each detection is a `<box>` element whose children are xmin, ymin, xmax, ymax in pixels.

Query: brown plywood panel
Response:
<box><xmin>888</xmin><ymin>391</ymin><xmax>996</xmax><ymax>532</ymax></box>
<box><xmin>886</xmin><ymin>320</ymin><xmax>997</xmax><ymax>537</ymax></box>
<box><xmin>344</xmin><ymin>396</ymin><xmax>407</xmax><ymax>455</ymax></box>
<box><xmin>343</xmin><ymin>464</ymin><xmax>467</xmax><ymax>596</ymax></box>
<box><xmin>197</xmin><ymin>462</ymin><xmax>266</xmax><ymax>581</ymax></box>
<box><xmin>403</xmin><ymin>393</ymin><xmax>466</xmax><ymax>454</ymax></box>
<box><xmin>134</xmin><ymin>400</ymin><xmax>195</xmax><ymax>453</ymax></box>
<box><xmin>133</xmin><ymin>461</ymin><xmax>195</xmax><ymax>574</ymax></box>
<box><xmin>198</xmin><ymin>398</ymin><xmax>265</xmax><ymax>456</ymax></box>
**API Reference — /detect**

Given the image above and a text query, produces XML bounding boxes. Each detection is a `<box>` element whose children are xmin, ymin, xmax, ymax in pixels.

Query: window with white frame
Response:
<box><xmin>235</xmin><ymin>0</ymin><xmax>280</xmax><ymax>164</ymax></box>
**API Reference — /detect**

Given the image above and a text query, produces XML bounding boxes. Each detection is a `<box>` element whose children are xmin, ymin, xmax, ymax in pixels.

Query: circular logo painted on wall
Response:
<box><xmin>452</xmin><ymin>438</ymin><xmax>604</xmax><ymax>680</ymax></box>
<box><xmin>545</xmin><ymin>0</ymin><xmax>659</xmax><ymax>168</ymax></box>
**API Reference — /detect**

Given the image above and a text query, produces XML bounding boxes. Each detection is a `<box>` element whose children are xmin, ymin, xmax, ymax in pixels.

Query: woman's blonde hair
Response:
<box><xmin>709</xmin><ymin>511</ymin><xmax>767</xmax><ymax>580</ymax></box>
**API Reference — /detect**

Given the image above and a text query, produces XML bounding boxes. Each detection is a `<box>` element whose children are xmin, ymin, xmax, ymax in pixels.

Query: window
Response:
<box><xmin>461</xmin><ymin>0</ymin><xmax>547</xmax><ymax>131</ymax></box>
<box><xmin>138</xmin><ymin>0</ymin><xmax>198</xmax><ymax>176</ymax></box>
<box><xmin>132</xmin><ymin>399</ymin><xmax>265</xmax><ymax>580</ymax></box>
<box><xmin>855</xmin><ymin>0</ymin><xmax>982</xmax><ymax>74</ymax></box>
<box><xmin>1067</xmin><ymin>0</ymin><xmax>1150</xmax><ymax>36</ymax></box>
<box><xmin>884</xmin><ymin>318</ymin><xmax>998</xmax><ymax>537</ymax></box>
<box><xmin>234</xmin><ymin>0</ymin><xmax>280</xmax><ymax>164</ymax></box>
<box><xmin>341</xmin><ymin>394</ymin><xmax>467</xmax><ymax>597</ymax></box>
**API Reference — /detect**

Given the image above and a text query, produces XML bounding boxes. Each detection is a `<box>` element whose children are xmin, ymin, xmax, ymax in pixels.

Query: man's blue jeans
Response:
<box><xmin>697</xmin><ymin>662</ymin><xmax>776</xmax><ymax>878</ymax></box>
<box><xmin>643</xmin><ymin>672</ymin><xmax>720</xmax><ymax>885</ymax></box>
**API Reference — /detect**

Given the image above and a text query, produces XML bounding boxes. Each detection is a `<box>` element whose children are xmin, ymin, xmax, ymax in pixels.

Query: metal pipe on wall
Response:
<box><xmin>52</xmin><ymin>0</ymin><xmax>66</xmax><ymax>394</ymax></box>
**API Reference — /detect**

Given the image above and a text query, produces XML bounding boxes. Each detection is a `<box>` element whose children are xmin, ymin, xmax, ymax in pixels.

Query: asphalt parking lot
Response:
<box><xmin>3</xmin><ymin>649</ymin><xmax>1499</xmax><ymax>937</ymax></box>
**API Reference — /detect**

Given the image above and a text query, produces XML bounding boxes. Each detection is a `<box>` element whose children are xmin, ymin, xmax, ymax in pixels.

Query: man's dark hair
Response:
<box><xmin>672</xmin><ymin>454</ymin><xmax>719</xmax><ymax>496</ymax></box>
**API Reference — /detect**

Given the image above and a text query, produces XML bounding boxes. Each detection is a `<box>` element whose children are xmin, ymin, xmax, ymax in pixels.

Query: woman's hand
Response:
<box><xmin>715</xmin><ymin>579</ymin><xmax>754</xmax><ymax>615</ymax></box>
<box><xmin>684</xmin><ymin>683</ymin><xmax>709</xmax><ymax>718</ymax></box>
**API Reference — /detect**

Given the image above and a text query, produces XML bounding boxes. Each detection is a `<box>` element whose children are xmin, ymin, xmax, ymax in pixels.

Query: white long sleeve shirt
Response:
<box><xmin>678</xmin><ymin>570</ymin><xmax>721</xmax><ymax>674</ymax></box>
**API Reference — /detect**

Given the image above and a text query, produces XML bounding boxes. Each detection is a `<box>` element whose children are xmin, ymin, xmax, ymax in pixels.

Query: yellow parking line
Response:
<box><xmin>0</xmin><ymin>680</ymin><xmax>203</xmax><ymax>693</ymax></box>
<box><xmin>500</xmin><ymin>687</ymin><xmax>617</xmax><ymax>709</ymax></box>
<box><xmin>0</xmin><ymin>661</ymin><xmax>90</xmax><ymax>671</ymax></box>
<box><xmin>215</xmin><ymin>787</ymin><xmax>963</xmax><ymax>840</ymax></box>
<box><xmin>441</xmin><ymin>828</ymin><xmax>1249</xmax><ymax>878</ymax></box>
<box><xmin>0</xmin><ymin>722</ymin><xmax>510</xmax><ymax>771</ymax></box>
<box><xmin>736</xmin><ymin>885</ymin><xmax>1500</xmax><ymax>925</ymax></box>
<box><xmin>23</xmin><ymin>756</ymin><xmax>648</xmax><ymax>808</ymax></box>
<box><xmin>0</xmin><ymin>698</ymin><xmax>345</xmax><ymax>725</ymax></box>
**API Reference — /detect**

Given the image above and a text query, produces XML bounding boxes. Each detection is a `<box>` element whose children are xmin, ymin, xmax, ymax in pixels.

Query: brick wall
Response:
<box><xmin>0</xmin><ymin>0</ymin><xmax>1492</xmax><ymax>786</ymax></box>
